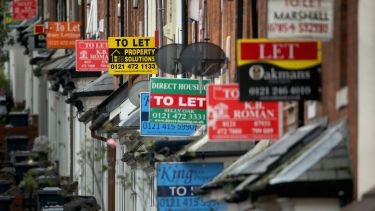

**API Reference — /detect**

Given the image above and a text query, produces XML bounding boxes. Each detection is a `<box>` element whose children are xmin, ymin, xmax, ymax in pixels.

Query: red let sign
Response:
<box><xmin>76</xmin><ymin>40</ymin><xmax>108</xmax><ymax>71</ymax></box>
<box><xmin>207</xmin><ymin>84</ymin><xmax>280</xmax><ymax>141</ymax></box>
<box><xmin>13</xmin><ymin>0</ymin><xmax>37</xmax><ymax>20</ymax></box>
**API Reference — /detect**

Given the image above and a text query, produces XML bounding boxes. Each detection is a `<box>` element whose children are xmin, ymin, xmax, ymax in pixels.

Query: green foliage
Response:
<box><xmin>76</xmin><ymin>142</ymin><xmax>108</xmax><ymax>207</ymax></box>
<box><xmin>0</xmin><ymin>0</ymin><xmax>10</xmax><ymax>48</ymax></box>
<box><xmin>144</xmin><ymin>140</ymin><xmax>155</xmax><ymax>149</ymax></box>
<box><xmin>0</xmin><ymin>68</ymin><xmax>9</xmax><ymax>92</ymax></box>
<box><xmin>23</xmin><ymin>172</ymin><xmax>38</xmax><ymax>190</ymax></box>
<box><xmin>117</xmin><ymin>174</ymin><xmax>132</xmax><ymax>189</ymax></box>
<box><xmin>0</xmin><ymin>29</ymin><xmax>8</xmax><ymax>47</ymax></box>
<box><xmin>103</xmin><ymin>122</ymin><xmax>114</xmax><ymax>133</ymax></box>
<box><xmin>101</xmin><ymin>164</ymin><xmax>108</xmax><ymax>171</ymax></box>
<box><xmin>94</xmin><ymin>146</ymin><xmax>107</xmax><ymax>162</ymax></box>
<box><xmin>0</xmin><ymin>0</ymin><xmax>10</xmax><ymax>89</ymax></box>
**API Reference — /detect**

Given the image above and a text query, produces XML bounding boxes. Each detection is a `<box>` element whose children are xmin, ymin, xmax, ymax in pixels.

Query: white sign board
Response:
<box><xmin>267</xmin><ymin>0</ymin><xmax>334</xmax><ymax>40</ymax></box>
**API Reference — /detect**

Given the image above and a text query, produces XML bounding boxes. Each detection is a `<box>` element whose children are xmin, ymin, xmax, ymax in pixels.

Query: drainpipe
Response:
<box><xmin>81</xmin><ymin>0</ymin><xmax>86</xmax><ymax>38</ymax></box>
<box><xmin>201</xmin><ymin>0</ymin><xmax>207</xmax><ymax>41</ymax></box>
<box><xmin>104</xmin><ymin>3</ymin><xmax>120</xmax><ymax>209</ymax></box>
<box><xmin>119</xmin><ymin>0</ymin><xmax>124</xmax><ymax>86</ymax></box>
<box><xmin>298</xmin><ymin>101</ymin><xmax>305</xmax><ymax>127</ymax></box>
<box><xmin>40</xmin><ymin>0</ymin><xmax>44</xmax><ymax>22</ymax></box>
<box><xmin>250</xmin><ymin>0</ymin><xmax>256</xmax><ymax>38</ymax></box>
<box><xmin>120</xmin><ymin>0</ymin><xmax>124</xmax><ymax>36</ymax></box>
<box><xmin>69</xmin><ymin>105</ymin><xmax>74</xmax><ymax>182</ymax></box>
<box><xmin>181</xmin><ymin>0</ymin><xmax>188</xmax><ymax>78</ymax></box>
<box><xmin>235</xmin><ymin>0</ymin><xmax>244</xmax><ymax>82</ymax></box>
<box><xmin>70</xmin><ymin>0</ymin><xmax>78</xmax><ymax>184</ymax></box>
<box><xmin>181</xmin><ymin>0</ymin><xmax>187</xmax><ymax>45</ymax></box>
<box><xmin>236</xmin><ymin>0</ymin><xmax>244</xmax><ymax>39</ymax></box>
<box><xmin>89</xmin><ymin>114</ymin><xmax>112</xmax><ymax>211</ymax></box>
<box><xmin>72</xmin><ymin>0</ymin><xmax>78</xmax><ymax>21</ymax></box>
<box><xmin>106</xmin><ymin>0</ymin><xmax>110</xmax><ymax>38</ymax></box>
<box><xmin>64</xmin><ymin>0</ymin><xmax>67</xmax><ymax>21</ymax></box>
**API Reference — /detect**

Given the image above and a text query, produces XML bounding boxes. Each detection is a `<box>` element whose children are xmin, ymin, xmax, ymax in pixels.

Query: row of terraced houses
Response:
<box><xmin>2</xmin><ymin>0</ymin><xmax>375</xmax><ymax>210</ymax></box>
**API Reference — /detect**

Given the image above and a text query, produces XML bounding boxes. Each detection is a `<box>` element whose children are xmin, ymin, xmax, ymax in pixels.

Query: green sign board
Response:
<box><xmin>3</xmin><ymin>9</ymin><xmax>21</xmax><ymax>28</ymax></box>
<box><xmin>149</xmin><ymin>78</ymin><xmax>210</xmax><ymax>124</ymax></box>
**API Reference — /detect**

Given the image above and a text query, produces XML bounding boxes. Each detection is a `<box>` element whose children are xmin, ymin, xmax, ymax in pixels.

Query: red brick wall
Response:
<box><xmin>122</xmin><ymin>0</ymin><xmax>146</xmax><ymax>84</ymax></box>
<box><xmin>123</xmin><ymin>0</ymin><xmax>145</xmax><ymax>36</ymax></box>
<box><xmin>109</xmin><ymin>0</ymin><xmax>119</xmax><ymax>36</ymax></box>
<box><xmin>187</xmin><ymin>0</ymin><xmax>237</xmax><ymax>82</ymax></box>
<box><xmin>98</xmin><ymin>0</ymin><xmax>106</xmax><ymax>38</ymax></box>
<box><xmin>257</xmin><ymin>0</ymin><xmax>358</xmax><ymax>196</ymax></box>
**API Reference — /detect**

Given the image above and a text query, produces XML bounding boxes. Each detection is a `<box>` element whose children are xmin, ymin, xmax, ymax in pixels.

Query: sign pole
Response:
<box><xmin>157</xmin><ymin>0</ymin><xmax>163</xmax><ymax>77</ymax></box>
<box><xmin>298</xmin><ymin>101</ymin><xmax>304</xmax><ymax>127</ymax></box>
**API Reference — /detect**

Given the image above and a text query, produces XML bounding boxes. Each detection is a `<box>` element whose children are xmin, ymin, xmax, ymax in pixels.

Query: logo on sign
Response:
<box><xmin>249</xmin><ymin>65</ymin><xmax>265</xmax><ymax>80</ymax></box>
<box><xmin>34</xmin><ymin>24</ymin><xmax>45</xmax><ymax>34</ymax></box>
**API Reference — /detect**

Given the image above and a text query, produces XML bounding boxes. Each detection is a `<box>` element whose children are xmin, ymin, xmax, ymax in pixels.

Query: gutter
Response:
<box><xmin>89</xmin><ymin>112</ymin><xmax>109</xmax><ymax>142</ymax></box>
<box><xmin>89</xmin><ymin>113</ymin><xmax>109</xmax><ymax>131</ymax></box>
<box><xmin>91</xmin><ymin>130</ymin><xmax>107</xmax><ymax>142</ymax></box>
<box><xmin>179</xmin><ymin>150</ymin><xmax>248</xmax><ymax>161</ymax></box>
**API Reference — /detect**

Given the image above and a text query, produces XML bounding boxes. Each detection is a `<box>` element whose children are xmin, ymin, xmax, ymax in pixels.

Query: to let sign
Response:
<box><xmin>12</xmin><ymin>0</ymin><xmax>36</xmax><ymax>20</ymax></box>
<box><xmin>76</xmin><ymin>40</ymin><xmax>108</xmax><ymax>71</ymax></box>
<box><xmin>140</xmin><ymin>93</ymin><xmax>197</xmax><ymax>136</ymax></box>
<box><xmin>46</xmin><ymin>22</ymin><xmax>80</xmax><ymax>49</ymax></box>
<box><xmin>150</xmin><ymin>78</ymin><xmax>210</xmax><ymax>124</ymax></box>
<box><xmin>238</xmin><ymin>39</ymin><xmax>322</xmax><ymax>101</ymax></box>
<box><xmin>267</xmin><ymin>0</ymin><xmax>334</xmax><ymax>40</ymax></box>
<box><xmin>5</xmin><ymin>2</ymin><xmax>22</xmax><ymax>28</ymax></box>
<box><xmin>108</xmin><ymin>37</ymin><xmax>157</xmax><ymax>75</ymax></box>
<box><xmin>207</xmin><ymin>84</ymin><xmax>280</xmax><ymax>141</ymax></box>
<box><xmin>33</xmin><ymin>24</ymin><xmax>46</xmax><ymax>49</ymax></box>
<box><xmin>157</xmin><ymin>163</ymin><xmax>227</xmax><ymax>211</ymax></box>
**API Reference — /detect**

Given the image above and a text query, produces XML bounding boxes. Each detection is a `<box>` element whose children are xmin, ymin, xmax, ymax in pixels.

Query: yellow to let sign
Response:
<box><xmin>108</xmin><ymin>37</ymin><xmax>158</xmax><ymax>75</ymax></box>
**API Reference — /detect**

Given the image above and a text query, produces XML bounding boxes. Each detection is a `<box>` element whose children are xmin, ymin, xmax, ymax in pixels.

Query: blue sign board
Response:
<box><xmin>140</xmin><ymin>92</ymin><xmax>197</xmax><ymax>136</ymax></box>
<box><xmin>157</xmin><ymin>162</ymin><xmax>227</xmax><ymax>211</ymax></box>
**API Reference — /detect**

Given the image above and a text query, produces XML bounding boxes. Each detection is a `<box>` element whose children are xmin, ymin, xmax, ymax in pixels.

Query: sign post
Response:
<box><xmin>149</xmin><ymin>78</ymin><xmax>210</xmax><ymax>124</ymax></box>
<box><xmin>207</xmin><ymin>84</ymin><xmax>280</xmax><ymax>141</ymax></box>
<box><xmin>238</xmin><ymin>39</ymin><xmax>322</xmax><ymax>101</ymax></box>
<box><xmin>108</xmin><ymin>37</ymin><xmax>157</xmax><ymax>75</ymax></box>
